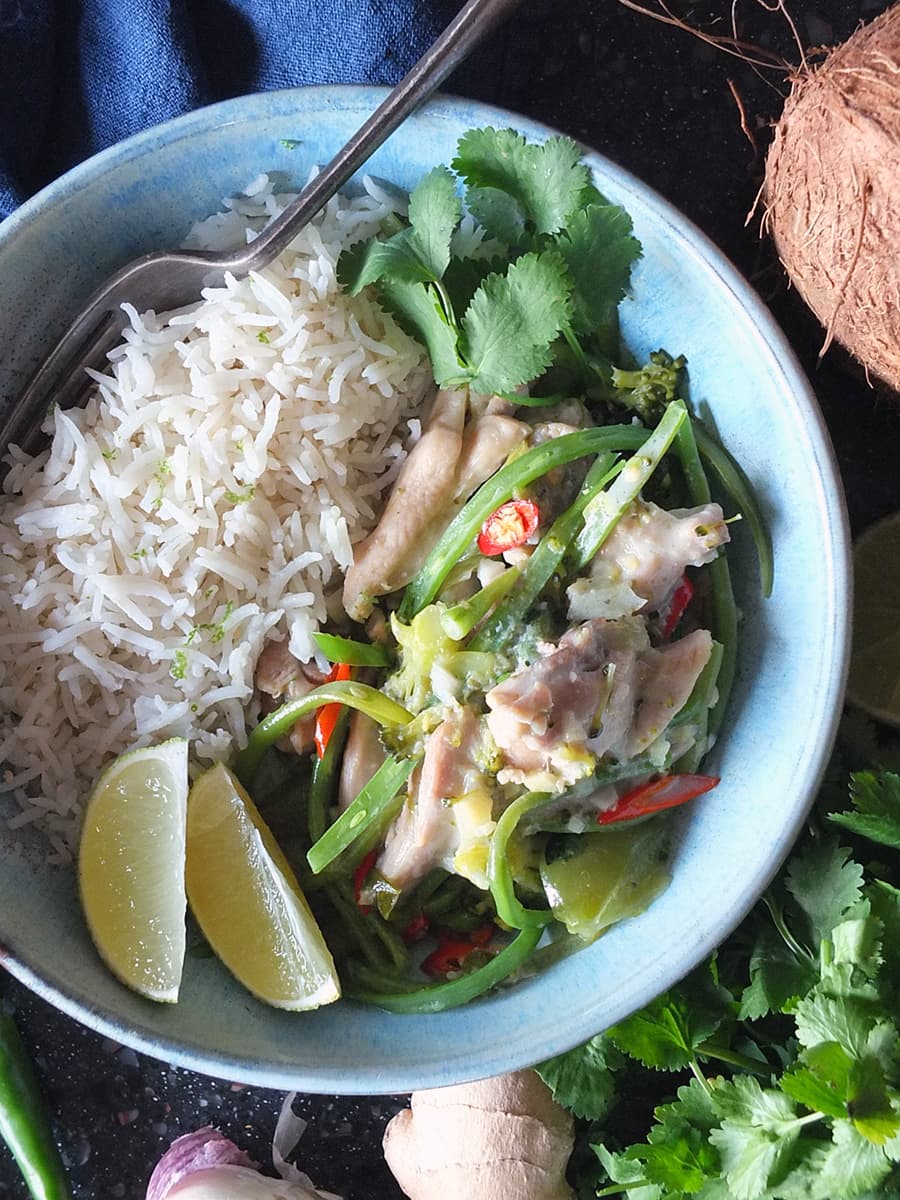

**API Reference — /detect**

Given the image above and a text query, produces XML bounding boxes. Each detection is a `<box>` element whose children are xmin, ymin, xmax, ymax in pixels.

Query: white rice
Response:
<box><xmin>0</xmin><ymin>175</ymin><xmax>432</xmax><ymax>862</ymax></box>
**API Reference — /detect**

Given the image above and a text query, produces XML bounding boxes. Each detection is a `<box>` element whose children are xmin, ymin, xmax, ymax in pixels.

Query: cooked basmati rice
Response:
<box><xmin>0</xmin><ymin>175</ymin><xmax>432</xmax><ymax>862</ymax></box>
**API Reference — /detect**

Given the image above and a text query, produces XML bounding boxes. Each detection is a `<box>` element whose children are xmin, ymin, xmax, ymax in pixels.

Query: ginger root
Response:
<box><xmin>383</xmin><ymin>1069</ymin><xmax>574</xmax><ymax>1200</ymax></box>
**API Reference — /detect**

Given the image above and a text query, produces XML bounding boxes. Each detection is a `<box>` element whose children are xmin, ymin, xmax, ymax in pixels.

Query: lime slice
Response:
<box><xmin>79</xmin><ymin>738</ymin><xmax>189</xmax><ymax>1003</ymax></box>
<box><xmin>848</xmin><ymin>512</ymin><xmax>900</xmax><ymax>728</ymax></box>
<box><xmin>185</xmin><ymin>762</ymin><xmax>340</xmax><ymax>1011</ymax></box>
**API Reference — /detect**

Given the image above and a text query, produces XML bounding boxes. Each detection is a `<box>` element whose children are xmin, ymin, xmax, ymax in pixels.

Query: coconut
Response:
<box><xmin>764</xmin><ymin>4</ymin><xmax>900</xmax><ymax>393</ymax></box>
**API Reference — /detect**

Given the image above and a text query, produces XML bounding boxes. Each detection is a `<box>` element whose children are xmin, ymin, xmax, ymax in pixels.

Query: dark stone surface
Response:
<box><xmin>3</xmin><ymin>2</ymin><xmax>900</xmax><ymax>1197</ymax></box>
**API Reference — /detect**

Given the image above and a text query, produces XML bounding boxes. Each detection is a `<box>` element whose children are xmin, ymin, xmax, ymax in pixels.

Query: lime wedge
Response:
<box><xmin>848</xmin><ymin>512</ymin><xmax>900</xmax><ymax>728</ymax></box>
<box><xmin>185</xmin><ymin>763</ymin><xmax>340</xmax><ymax>1011</ymax></box>
<box><xmin>79</xmin><ymin>738</ymin><xmax>188</xmax><ymax>1003</ymax></box>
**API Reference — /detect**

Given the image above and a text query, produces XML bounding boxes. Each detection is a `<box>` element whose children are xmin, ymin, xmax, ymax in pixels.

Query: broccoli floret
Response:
<box><xmin>610</xmin><ymin>349</ymin><xmax>687</xmax><ymax>425</ymax></box>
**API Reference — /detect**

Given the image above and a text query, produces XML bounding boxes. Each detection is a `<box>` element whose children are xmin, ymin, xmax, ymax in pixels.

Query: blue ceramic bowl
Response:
<box><xmin>0</xmin><ymin>87</ymin><xmax>850</xmax><ymax>1093</ymax></box>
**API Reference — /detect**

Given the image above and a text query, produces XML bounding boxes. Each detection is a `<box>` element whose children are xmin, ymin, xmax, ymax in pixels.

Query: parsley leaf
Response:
<box><xmin>459</xmin><ymin>251</ymin><xmax>571</xmax><ymax>395</ymax></box>
<box><xmin>830</xmin><ymin>772</ymin><xmax>900</xmax><ymax>850</ymax></box>
<box><xmin>451</xmin><ymin>127</ymin><xmax>590</xmax><ymax>243</ymax></box>
<box><xmin>536</xmin><ymin>1035</ymin><xmax>621</xmax><ymax>1121</ymax></box>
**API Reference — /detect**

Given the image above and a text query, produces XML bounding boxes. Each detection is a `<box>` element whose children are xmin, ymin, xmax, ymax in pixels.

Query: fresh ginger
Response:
<box><xmin>383</xmin><ymin>1069</ymin><xmax>574</xmax><ymax>1200</ymax></box>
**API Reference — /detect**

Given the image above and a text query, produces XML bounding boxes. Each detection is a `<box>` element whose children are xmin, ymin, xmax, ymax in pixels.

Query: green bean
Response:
<box><xmin>308</xmin><ymin>707</ymin><xmax>350</xmax><ymax>843</ymax></box>
<box><xmin>307</xmin><ymin>754</ymin><xmax>419</xmax><ymax>875</ymax></box>
<box><xmin>234</xmin><ymin>682</ymin><xmax>412</xmax><ymax>785</ymax></box>
<box><xmin>328</xmin><ymin>881</ymin><xmax>409</xmax><ymax>972</ymax></box>
<box><xmin>312</xmin><ymin>632</ymin><xmax>393</xmax><ymax>667</ymax></box>
<box><xmin>0</xmin><ymin>1013</ymin><xmax>72</xmax><ymax>1200</ymax></box>
<box><xmin>440</xmin><ymin>566</ymin><xmax>522</xmax><ymax>641</ymax></box>
<box><xmin>488</xmin><ymin>792</ymin><xmax>554</xmax><ymax>930</ymax></box>
<box><xmin>345</xmin><ymin>926</ymin><xmax>542</xmax><ymax>1013</ymax></box>
<box><xmin>398</xmin><ymin>425</ymin><xmax>651</xmax><ymax>620</ymax></box>
<box><xmin>569</xmin><ymin>400</ymin><xmax>687</xmax><ymax>572</ymax></box>
<box><xmin>670</xmin><ymin>640</ymin><xmax>724</xmax><ymax>731</ymax></box>
<box><xmin>693</xmin><ymin>422</ymin><xmax>773</xmax><ymax>598</ymax></box>
<box><xmin>469</xmin><ymin>451</ymin><xmax>620</xmax><ymax>652</ymax></box>
<box><xmin>674</xmin><ymin>418</ymin><xmax>738</xmax><ymax>737</ymax></box>
<box><xmin>343</xmin><ymin>961</ymin><xmax>422</xmax><ymax>995</ymax></box>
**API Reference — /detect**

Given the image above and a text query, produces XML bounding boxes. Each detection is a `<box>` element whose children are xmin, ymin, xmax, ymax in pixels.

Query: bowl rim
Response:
<box><xmin>0</xmin><ymin>83</ymin><xmax>852</xmax><ymax>1093</ymax></box>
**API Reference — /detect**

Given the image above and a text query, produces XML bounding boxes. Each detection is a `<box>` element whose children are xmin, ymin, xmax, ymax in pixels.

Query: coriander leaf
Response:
<box><xmin>781</xmin><ymin>1065</ymin><xmax>849</xmax><ymax>1121</ymax></box>
<box><xmin>708</xmin><ymin>1079</ymin><xmax>808</xmax><ymax>1200</ymax></box>
<box><xmin>707</xmin><ymin>1122</ymin><xmax>789</xmax><ymax>1200</ymax></box>
<box><xmin>460</xmin><ymin>251</ymin><xmax>571</xmax><ymax>395</ymax></box>
<box><xmin>557</xmin><ymin>202</ymin><xmax>642</xmax><ymax>334</ymax></box>
<box><xmin>441</xmin><ymin>254</ymin><xmax>507</xmax><ymax>321</ymax></box>
<box><xmin>451</xmin><ymin>128</ymin><xmax>590</xmax><ymax>243</ymax></box>
<box><xmin>377</xmin><ymin>278</ymin><xmax>464</xmax><ymax>385</ymax></box>
<box><xmin>786</xmin><ymin>836</ymin><xmax>865</xmax><ymax>947</ymax></box>
<box><xmin>794</xmin><ymin>993</ymin><xmax>876</xmax><ymax>1059</ymax></box>
<box><xmin>625</xmin><ymin>1085</ymin><xmax>722</xmax><ymax>1194</ymax></box>
<box><xmin>406</xmin><ymin>165</ymin><xmax>462</xmax><ymax>281</ymax></box>
<box><xmin>739</xmin><ymin>926</ymin><xmax>817</xmax><ymax>1020</ymax></box>
<box><xmin>711</xmin><ymin>1075</ymin><xmax>799</xmax><ymax>1132</ymax></box>
<box><xmin>830</xmin><ymin>771</ymin><xmax>900</xmax><ymax>850</ymax></box>
<box><xmin>593</xmin><ymin>1144</ymin><xmax>663</xmax><ymax>1200</ymax></box>
<box><xmin>535</xmin><ymin>1035</ymin><xmax>621</xmax><ymax>1121</ymax></box>
<box><xmin>608</xmin><ymin>967</ymin><xmax>725</xmax><ymax>1072</ymax></box>
<box><xmin>847</xmin><ymin>1054</ymin><xmax>900</xmax><ymax>1144</ymax></box>
<box><xmin>812</xmin><ymin>1119</ymin><xmax>893</xmax><ymax>1198</ymax></box>
<box><xmin>337</xmin><ymin>228</ymin><xmax>438</xmax><ymax>292</ymax></box>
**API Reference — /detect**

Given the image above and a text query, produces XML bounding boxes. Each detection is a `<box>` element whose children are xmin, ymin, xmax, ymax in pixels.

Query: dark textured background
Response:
<box><xmin>3</xmin><ymin>1</ymin><xmax>900</xmax><ymax>1196</ymax></box>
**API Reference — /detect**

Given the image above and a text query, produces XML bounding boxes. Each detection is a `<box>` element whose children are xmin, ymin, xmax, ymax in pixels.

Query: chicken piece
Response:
<box><xmin>338</xmin><ymin>711</ymin><xmax>386</xmax><ymax>812</ymax></box>
<box><xmin>343</xmin><ymin>389</ymin><xmax>468</xmax><ymax>621</ymax></box>
<box><xmin>377</xmin><ymin>706</ymin><xmax>491</xmax><ymax>892</ymax></box>
<box><xmin>569</xmin><ymin>499</ymin><xmax>729</xmax><ymax>622</ymax></box>
<box><xmin>525</xmin><ymin>421</ymin><xmax>589</xmax><ymax>523</ymax></box>
<box><xmin>486</xmin><ymin>617</ymin><xmax>713</xmax><ymax>788</ymax></box>
<box><xmin>254</xmin><ymin>638</ymin><xmax>331</xmax><ymax>754</ymax></box>
<box><xmin>484</xmin><ymin>620</ymin><xmax>624</xmax><ymax>790</ymax></box>
<box><xmin>627</xmin><ymin>629</ymin><xmax>713</xmax><ymax>757</ymax></box>
<box><xmin>454</xmin><ymin>413</ymin><xmax>528</xmax><ymax>500</ymax></box>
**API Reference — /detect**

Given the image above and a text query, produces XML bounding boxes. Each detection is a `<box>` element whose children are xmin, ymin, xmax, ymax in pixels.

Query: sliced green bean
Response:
<box><xmin>570</xmin><ymin>400</ymin><xmax>687</xmax><ymax>572</ymax></box>
<box><xmin>693</xmin><ymin>421</ymin><xmax>774</xmax><ymax>598</ymax></box>
<box><xmin>345</xmin><ymin>926</ymin><xmax>542</xmax><ymax>1013</ymax></box>
<box><xmin>440</xmin><ymin>566</ymin><xmax>522</xmax><ymax>641</ymax></box>
<box><xmin>398</xmin><ymin>425</ymin><xmax>651</xmax><ymax>620</ymax></box>
<box><xmin>312</xmin><ymin>632</ymin><xmax>393</xmax><ymax>667</ymax></box>
<box><xmin>671</xmin><ymin>640</ymin><xmax>724</xmax><ymax>731</ymax></box>
<box><xmin>488</xmin><ymin>792</ymin><xmax>554</xmax><ymax>930</ymax></box>
<box><xmin>328</xmin><ymin>881</ymin><xmax>409</xmax><ymax>972</ymax></box>
<box><xmin>307</xmin><ymin>754</ymin><xmax>418</xmax><ymax>875</ymax></box>
<box><xmin>675</xmin><ymin>418</ymin><xmax>738</xmax><ymax>738</ymax></box>
<box><xmin>308</xmin><ymin>707</ymin><xmax>350</xmax><ymax>843</ymax></box>
<box><xmin>469</xmin><ymin>451</ymin><xmax>620</xmax><ymax>652</ymax></box>
<box><xmin>234</xmin><ymin>682</ymin><xmax>412</xmax><ymax>785</ymax></box>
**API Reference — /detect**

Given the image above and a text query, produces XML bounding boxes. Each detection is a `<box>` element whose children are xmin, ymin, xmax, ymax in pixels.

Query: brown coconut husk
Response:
<box><xmin>763</xmin><ymin>3</ymin><xmax>900</xmax><ymax>394</ymax></box>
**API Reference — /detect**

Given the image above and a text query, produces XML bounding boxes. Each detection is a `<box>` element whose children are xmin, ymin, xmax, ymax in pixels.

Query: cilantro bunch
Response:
<box><xmin>537</xmin><ymin>722</ymin><xmax>900</xmax><ymax>1199</ymax></box>
<box><xmin>338</xmin><ymin>128</ymin><xmax>641</xmax><ymax>397</ymax></box>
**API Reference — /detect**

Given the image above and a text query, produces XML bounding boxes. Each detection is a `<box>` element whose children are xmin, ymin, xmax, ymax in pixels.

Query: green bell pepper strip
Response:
<box><xmin>693</xmin><ymin>422</ymin><xmax>773</xmax><ymax>597</ymax></box>
<box><xmin>234</xmin><ymin>682</ymin><xmax>412</xmax><ymax>785</ymax></box>
<box><xmin>398</xmin><ymin>424</ymin><xmax>651</xmax><ymax>621</ymax></box>
<box><xmin>307</xmin><ymin>754</ymin><xmax>419</xmax><ymax>875</ymax></box>
<box><xmin>0</xmin><ymin>1012</ymin><xmax>72</xmax><ymax>1200</ymax></box>
<box><xmin>487</xmin><ymin>792</ymin><xmax>554</xmax><ymax>930</ymax></box>
<box><xmin>469</xmin><ymin>451</ymin><xmax>621</xmax><ymax>652</ymax></box>
<box><xmin>345</xmin><ymin>925</ymin><xmax>542</xmax><ymax>1013</ymax></box>
<box><xmin>308</xmin><ymin>706</ymin><xmax>350</xmax><ymax>844</ymax></box>
<box><xmin>674</xmin><ymin>418</ymin><xmax>739</xmax><ymax>739</ymax></box>
<box><xmin>569</xmin><ymin>400</ymin><xmax>688</xmax><ymax>572</ymax></box>
<box><xmin>311</xmin><ymin>632</ymin><xmax>393</xmax><ymax>667</ymax></box>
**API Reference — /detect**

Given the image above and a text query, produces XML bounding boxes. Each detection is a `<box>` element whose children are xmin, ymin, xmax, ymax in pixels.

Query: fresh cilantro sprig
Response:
<box><xmin>337</xmin><ymin>128</ymin><xmax>641</xmax><ymax>396</ymax></box>
<box><xmin>537</xmin><ymin>732</ymin><xmax>900</xmax><ymax>1200</ymax></box>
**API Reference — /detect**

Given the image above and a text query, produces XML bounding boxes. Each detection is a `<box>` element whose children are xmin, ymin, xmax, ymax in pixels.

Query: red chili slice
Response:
<box><xmin>597</xmin><ymin>773</ymin><xmax>720</xmax><ymax>826</ymax></box>
<box><xmin>421</xmin><ymin>924</ymin><xmax>495</xmax><ymax>978</ymax></box>
<box><xmin>313</xmin><ymin>661</ymin><xmax>352</xmax><ymax>758</ymax></box>
<box><xmin>401</xmin><ymin>913</ymin><xmax>431</xmax><ymax>945</ymax></box>
<box><xmin>659</xmin><ymin>575</ymin><xmax>694</xmax><ymax>638</ymax></box>
<box><xmin>477</xmin><ymin>499</ymin><xmax>540</xmax><ymax>556</ymax></box>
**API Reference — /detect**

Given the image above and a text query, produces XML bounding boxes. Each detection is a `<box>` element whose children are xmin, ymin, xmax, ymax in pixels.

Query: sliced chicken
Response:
<box><xmin>377</xmin><ymin>706</ymin><xmax>491</xmax><ymax>892</ymax></box>
<box><xmin>486</xmin><ymin>617</ymin><xmax>713</xmax><ymax>789</ymax></box>
<box><xmin>254</xmin><ymin>638</ymin><xmax>330</xmax><ymax>754</ymax></box>
<box><xmin>454</xmin><ymin>414</ymin><xmax>528</xmax><ymax>500</ymax></box>
<box><xmin>343</xmin><ymin>388</ymin><xmax>468</xmax><ymax>621</ymax></box>
<box><xmin>568</xmin><ymin>499</ymin><xmax>729</xmax><ymax>622</ymax></box>
<box><xmin>338</xmin><ymin>711</ymin><xmax>386</xmax><ymax>811</ymax></box>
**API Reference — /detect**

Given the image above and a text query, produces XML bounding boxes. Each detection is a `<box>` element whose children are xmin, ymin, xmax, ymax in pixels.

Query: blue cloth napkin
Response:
<box><xmin>1</xmin><ymin>0</ymin><xmax>493</xmax><ymax>220</ymax></box>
